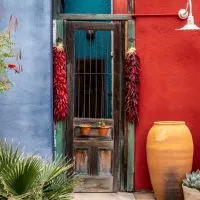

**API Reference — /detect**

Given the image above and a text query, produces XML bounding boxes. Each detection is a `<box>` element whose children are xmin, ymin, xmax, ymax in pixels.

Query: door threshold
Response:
<box><xmin>73</xmin><ymin>192</ymin><xmax>134</xmax><ymax>200</ymax></box>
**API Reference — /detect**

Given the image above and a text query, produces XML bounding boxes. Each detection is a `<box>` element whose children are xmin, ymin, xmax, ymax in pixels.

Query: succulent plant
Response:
<box><xmin>183</xmin><ymin>170</ymin><xmax>200</xmax><ymax>191</ymax></box>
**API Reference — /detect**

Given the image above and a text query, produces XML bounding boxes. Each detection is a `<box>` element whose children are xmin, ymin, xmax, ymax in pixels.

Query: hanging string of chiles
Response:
<box><xmin>53</xmin><ymin>44</ymin><xmax>68</xmax><ymax>121</ymax></box>
<box><xmin>124</xmin><ymin>47</ymin><xmax>140</xmax><ymax>122</ymax></box>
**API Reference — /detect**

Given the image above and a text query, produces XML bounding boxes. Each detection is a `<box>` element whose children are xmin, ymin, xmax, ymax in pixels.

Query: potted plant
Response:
<box><xmin>79</xmin><ymin>124</ymin><xmax>91</xmax><ymax>136</ymax></box>
<box><xmin>98</xmin><ymin>120</ymin><xmax>110</xmax><ymax>137</ymax></box>
<box><xmin>182</xmin><ymin>170</ymin><xmax>200</xmax><ymax>200</ymax></box>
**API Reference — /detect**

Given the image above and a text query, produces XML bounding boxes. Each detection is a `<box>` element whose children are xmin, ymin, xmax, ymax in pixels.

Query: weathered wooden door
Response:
<box><xmin>65</xmin><ymin>22</ymin><xmax>120</xmax><ymax>192</ymax></box>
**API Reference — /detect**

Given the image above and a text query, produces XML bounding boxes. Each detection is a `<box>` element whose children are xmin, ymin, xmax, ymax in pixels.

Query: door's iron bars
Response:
<box><xmin>89</xmin><ymin>31</ymin><xmax>92</xmax><ymax>118</ymax></box>
<box><xmin>95</xmin><ymin>37</ymin><xmax>98</xmax><ymax>118</ymax></box>
<box><xmin>83</xmin><ymin>36</ymin><xmax>86</xmax><ymax>117</ymax></box>
<box><xmin>74</xmin><ymin>30</ymin><xmax>112</xmax><ymax>119</ymax></box>
<box><xmin>106</xmin><ymin>39</ymin><xmax>109</xmax><ymax>118</ymax></box>
<box><xmin>77</xmin><ymin>31</ymin><xmax>80</xmax><ymax>118</ymax></box>
<box><xmin>101</xmin><ymin>34</ymin><xmax>104</xmax><ymax>119</ymax></box>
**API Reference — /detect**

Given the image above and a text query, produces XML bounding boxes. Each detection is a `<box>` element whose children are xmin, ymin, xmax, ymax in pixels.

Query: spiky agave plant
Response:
<box><xmin>183</xmin><ymin>170</ymin><xmax>200</xmax><ymax>191</ymax></box>
<box><xmin>0</xmin><ymin>141</ymin><xmax>77</xmax><ymax>200</ymax></box>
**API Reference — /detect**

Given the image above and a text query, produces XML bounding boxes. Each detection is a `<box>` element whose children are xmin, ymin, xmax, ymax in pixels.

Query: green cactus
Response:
<box><xmin>183</xmin><ymin>170</ymin><xmax>200</xmax><ymax>191</ymax></box>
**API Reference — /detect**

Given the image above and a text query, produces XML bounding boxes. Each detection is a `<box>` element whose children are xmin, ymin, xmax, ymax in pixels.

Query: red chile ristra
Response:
<box><xmin>124</xmin><ymin>47</ymin><xmax>140</xmax><ymax>122</ymax></box>
<box><xmin>53</xmin><ymin>45</ymin><xmax>68</xmax><ymax>121</ymax></box>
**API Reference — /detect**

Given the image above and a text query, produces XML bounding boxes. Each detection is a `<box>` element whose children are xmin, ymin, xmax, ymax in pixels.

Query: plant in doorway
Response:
<box><xmin>98</xmin><ymin>120</ymin><xmax>110</xmax><ymax>137</ymax></box>
<box><xmin>182</xmin><ymin>170</ymin><xmax>200</xmax><ymax>200</ymax></box>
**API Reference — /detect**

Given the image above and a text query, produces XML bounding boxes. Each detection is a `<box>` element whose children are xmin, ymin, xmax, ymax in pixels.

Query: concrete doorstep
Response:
<box><xmin>73</xmin><ymin>192</ymin><xmax>155</xmax><ymax>200</ymax></box>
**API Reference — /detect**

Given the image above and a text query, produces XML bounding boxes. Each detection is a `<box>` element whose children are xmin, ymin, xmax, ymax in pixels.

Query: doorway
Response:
<box><xmin>65</xmin><ymin>22</ymin><xmax>121</xmax><ymax>192</ymax></box>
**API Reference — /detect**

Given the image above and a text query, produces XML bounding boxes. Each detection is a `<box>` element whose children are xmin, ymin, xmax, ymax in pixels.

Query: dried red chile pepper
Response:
<box><xmin>124</xmin><ymin>48</ymin><xmax>140</xmax><ymax>122</ymax></box>
<box><xmin>53</xmin><ymin>45</ymin><xmax>68</xmax><ymax>121</ymax></box>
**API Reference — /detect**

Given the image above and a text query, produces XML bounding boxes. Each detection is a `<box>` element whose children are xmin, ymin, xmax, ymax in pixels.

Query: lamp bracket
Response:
<box><xmin>178</xmin><ymin>9</ymin><xmax>189</xmax><ymax>20</ymax></box>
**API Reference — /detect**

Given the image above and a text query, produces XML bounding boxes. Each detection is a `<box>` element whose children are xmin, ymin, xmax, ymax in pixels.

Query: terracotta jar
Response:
<box><xmin>146</xmin><ymin>121</ymin><xmax>194</xmax><ymax>200</ymax></box>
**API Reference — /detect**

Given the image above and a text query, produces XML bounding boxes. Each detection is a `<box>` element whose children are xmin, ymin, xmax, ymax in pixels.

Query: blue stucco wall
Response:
<box><xmin>0</xmin><ymin>0</ymin><xmax>53</xmax><ymax>158</ymax></box>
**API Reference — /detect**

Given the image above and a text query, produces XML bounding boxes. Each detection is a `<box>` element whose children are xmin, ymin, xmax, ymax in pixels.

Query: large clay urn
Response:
<box><xmin>146</xmin><ymin>121</ymin><xmax>194</xmax><ymax>200</ymax></box>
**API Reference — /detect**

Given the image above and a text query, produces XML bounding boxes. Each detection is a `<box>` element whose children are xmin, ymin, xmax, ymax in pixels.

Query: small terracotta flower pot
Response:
<box><xmin>98</xmin><ymin>126</ymin><xmax>110</xmax><ymax>137</ymax></box>
<box><xmin>79</xmin><ymin>124</ymin><xmax>91</xmax><ymax>136</ymax></box>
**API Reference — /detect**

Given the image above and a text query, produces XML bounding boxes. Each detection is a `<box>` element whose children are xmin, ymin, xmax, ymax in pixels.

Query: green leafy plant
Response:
<box><xmin>0</xmin><ymin>31</ymin><xmax>15</xmax><ymax>92</ymax></box>
<box><xmin>0</xmin><ymin>141</ymin><xmax>78</xmax><ymax>199</ymax></box>
<box><xmin>183</xmin><ymin>170</ymin><xmax>200</xmax><ymax>191</ymax></box>
<box><xmin>0</xmin><ymin>16</ymin><xmax>22</xmax><ymax>93</ymax></box>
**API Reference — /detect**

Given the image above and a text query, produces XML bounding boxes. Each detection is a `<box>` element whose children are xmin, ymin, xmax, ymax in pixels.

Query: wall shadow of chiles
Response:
<box><xmin>164</xmin><ymin>170</ymin><xmax>183</xmax><ymax>200</ymax></box>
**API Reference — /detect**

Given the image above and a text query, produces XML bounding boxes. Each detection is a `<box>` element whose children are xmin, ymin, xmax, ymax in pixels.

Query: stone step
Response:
<box><xmin>73</xmin><ymin>192</ymin><xmax>155</xmax><ymax>200</ymax></box>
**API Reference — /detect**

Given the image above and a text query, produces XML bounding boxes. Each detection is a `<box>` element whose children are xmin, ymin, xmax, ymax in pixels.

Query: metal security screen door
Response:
<box><xmin>65</xmin><ymin>22</ymin><xmax>120</xmax><ymax>192</ymax></box>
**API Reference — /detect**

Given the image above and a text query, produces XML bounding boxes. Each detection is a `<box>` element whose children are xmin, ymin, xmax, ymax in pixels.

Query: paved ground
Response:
<box><xmin>73</xmin><ymin>192</ymin><xmax>155</xmax><ymax>200</ymax></box>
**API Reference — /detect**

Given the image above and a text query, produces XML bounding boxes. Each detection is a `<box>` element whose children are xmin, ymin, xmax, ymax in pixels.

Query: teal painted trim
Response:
<box><xmin>55</xmin><ymin>121</ymin><xmax>64</xmax><ymax>160</ymax></box>
<box><xmin>53</xmin><ymin>124</ymin><xmax>56</xmax><ymax>160</ymax></box>
<box><xmin>128</xmin><ymin>20</ymin><xmax>134</xmax><ymax>49</ymax></box>
<box><xmin>56</xmin><ymin>20</ymin><xmax>64</xmax><ymax>41</ymax></box>
<box><xmin>127</xmin><ymin>122</ymin><xmax>134</xmax><ymax>191</ymax></box>
<box><xmin>54</xmin><ymin>20</ymin><xmax>65</xmax><ymax>161</ymax></box>
<box><xmin>126</xmin><ymin>20</ymin><xmax>135</xmax><ymax>192</ymax></box>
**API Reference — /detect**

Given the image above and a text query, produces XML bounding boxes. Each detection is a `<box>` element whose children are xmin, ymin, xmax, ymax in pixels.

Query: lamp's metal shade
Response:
<box><xmin>176</xmin><ymin>15</ymin><xmax>200</xmax><ymax>30</ymax></box>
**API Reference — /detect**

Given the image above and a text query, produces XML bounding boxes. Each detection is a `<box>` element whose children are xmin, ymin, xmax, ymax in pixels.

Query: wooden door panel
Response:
<box><xmin>98</xmin><ymin>149</ymin><xmax>112</xmax><ymax>175</ymax></box>
<box><xmin>65</xmin><ymin>22</ymin><xmax>120</xmax><ymax>192</ymax></box>
<box><xmin>75</xmin><ymin>148</ymin><xmax>89</xmax><ymax>175</ymax></box>
<box><xmin>74</xmin><ymin>176</ymin><xmax>113</xmax><ymax>192</ymax></box>
<box><xmin>74</xmin><ymin>140</ymin><xmax>113</xmax><ymax>149</ymax></box>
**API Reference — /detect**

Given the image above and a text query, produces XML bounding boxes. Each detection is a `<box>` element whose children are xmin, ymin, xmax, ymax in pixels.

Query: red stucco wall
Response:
<box><xmin>113</xmin><ymin>0</ymin><xmax>127</xmax><ymax>14</ymax></box>
<box><xmin>135</xmin><ymin>0</ymin><xmax>200</xmax><ymax>190</ymax></box>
